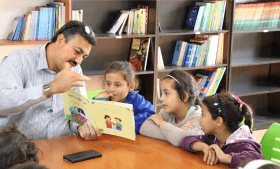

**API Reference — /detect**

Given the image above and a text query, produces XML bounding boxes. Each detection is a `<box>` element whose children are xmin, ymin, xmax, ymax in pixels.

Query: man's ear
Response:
<box><xmin>129</xmin><ymin>82</ymin><xmax>136</xmax><ymax>92</ymax></box>
<box><xmin>216</xmin><ymin>117</ymin><xmax>224</xmax><ymax>127</ymax></box>
<box><xmin>183</xmin><ymin>92</ymin><xmax>189</xmax><ymax>103</ymax></box>
<box><xmin>56</xmin><ymin>34</ymin><xmax>65</xmax><ymax>44</ymax></box>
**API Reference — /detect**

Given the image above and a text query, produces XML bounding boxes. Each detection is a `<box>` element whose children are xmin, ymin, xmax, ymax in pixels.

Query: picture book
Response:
<box><xmin>129</xmin><ymin>37</ymin><xmax>151</xmax><ymax>71</ymax></box>
<box><xmin>62</xmin><ymin>89</ymin><xmax>136</xmax><ymax>141</ymax></box>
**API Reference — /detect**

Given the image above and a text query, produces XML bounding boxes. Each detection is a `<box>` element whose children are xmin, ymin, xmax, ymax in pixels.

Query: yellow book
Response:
<box><xmin>62</xmin><ymin>89</ymin><xmax>135</xmax><ymax>141</ymax></box>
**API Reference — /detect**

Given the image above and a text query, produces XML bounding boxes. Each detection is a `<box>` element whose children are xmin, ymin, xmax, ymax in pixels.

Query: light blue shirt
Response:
<box><xmin>0</xmin><ymin>43</ymin><xmax>87</xmax><ymax>140</ymax></box>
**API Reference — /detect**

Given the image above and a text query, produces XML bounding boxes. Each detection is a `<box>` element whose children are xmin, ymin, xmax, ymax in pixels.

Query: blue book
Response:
<box><xmin>185</xmin><ymin>6</ymin><xmax>199</xmax><ymax>30</ymax></box>
<box><xmin>172</xmin><ymin>41</ymin><xmax>184</xmax><ymax>66</ymax></box>
<box><xmin>181</xmin><ymin>44</ymin><xmax>190</xmax><ymax>67</ymax></box>
<box><xmin>12</xmin><ymin>17</ymin><xmax>24</xmax><ymax>41</ymax></box>
<box><xmin>191</xmin><ymin>44</ymin><xmax>201</xmax><ymax>67</ymax></box>
<box><xmin>37</xmin><ymin>7</ymin><xmax>48</xmax><ymax>40</ymax></box>
<box><xmin>183</xmin><ymin>44</ymin><xmax>193</xmax><ymax>67</ymax></box>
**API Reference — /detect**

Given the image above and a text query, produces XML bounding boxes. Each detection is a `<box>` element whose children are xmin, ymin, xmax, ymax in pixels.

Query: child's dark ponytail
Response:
<box><xmin>241</xmin><ymin>104</ymin><xmax>253</xmax><ymax>133</ymax></box>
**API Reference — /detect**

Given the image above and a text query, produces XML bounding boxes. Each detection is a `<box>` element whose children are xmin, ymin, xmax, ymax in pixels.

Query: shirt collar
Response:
<box><xmin>36</xmin><ymin>43</ymin><xmax>51</xmax><ymax>72</ymax></box>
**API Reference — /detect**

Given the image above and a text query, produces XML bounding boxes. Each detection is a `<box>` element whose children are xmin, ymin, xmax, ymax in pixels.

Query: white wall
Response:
<box><xmin>0</xmin><ymin>0</ymin><xmax>54</xmax><ymax>39</ymax></box>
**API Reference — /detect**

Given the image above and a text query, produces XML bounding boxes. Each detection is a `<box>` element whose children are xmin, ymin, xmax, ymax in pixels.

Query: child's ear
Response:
<box><xmin>216</xmin><ymin>117</ymin><xmax>224</xmax><ymax>127</ymax></box>
<box><xmin>129</xmin><ymin>82</ymin><xmax>135</xmax><ymax>92</ymax></box>
<box><xmin>183</xmin><ymin>92</ymin><xmax>189</xmax><ymax>103</ymax></box>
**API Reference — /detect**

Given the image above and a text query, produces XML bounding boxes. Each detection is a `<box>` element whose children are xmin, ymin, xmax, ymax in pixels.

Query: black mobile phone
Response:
<box><xmin>63</xmin><ymin>150</ymin><xmax>102</xmax><ymax>163</ymax></box>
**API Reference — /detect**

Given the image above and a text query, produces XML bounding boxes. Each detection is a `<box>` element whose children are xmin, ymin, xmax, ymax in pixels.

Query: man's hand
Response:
<box><xmin>148</xmin><ymin>113</ymin><xmax>166</xmax><ymax>127</ymax></box>
<box><xmin>78</xmin><ymin>123</ymin><xmax>102</xmax><ymax>140</ymax></box>
<box><xmin>180</xmin><ymin>120</ymin><xmax>195</xmax><ymax>130</ymax></box>
<box><xmin>95</xmin><ymin>91</ymin><xmax>113</xmax><ymax>100</ymax></box>
<box><xmin>49</xmin><ymin>62</ymin><xmax>90</xmax><ymax>96</ymax></box>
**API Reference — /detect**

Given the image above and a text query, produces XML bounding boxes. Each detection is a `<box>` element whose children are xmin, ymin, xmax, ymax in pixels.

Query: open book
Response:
<box><xmin>62</xmin><ymin>90</ymin><xmax>135</xmax><ymax>141</ymax></box>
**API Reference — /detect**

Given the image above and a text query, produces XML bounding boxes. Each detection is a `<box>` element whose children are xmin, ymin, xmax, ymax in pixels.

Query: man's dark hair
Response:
<box><xmin>0</xmin><ymin>123</ymin><xmax>39</xmax><ymax>169</ymax></box>
<box><xmin>51</xmin><ymin>20</ymin><xmax>97</xmax><ymax>46</ymax></box>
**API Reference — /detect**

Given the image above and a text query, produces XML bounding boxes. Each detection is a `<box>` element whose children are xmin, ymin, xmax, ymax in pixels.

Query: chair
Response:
<box><xmin>86</xmin><ymin>89</ymin><xmax>105</xmax><ymax>100</ymax></box>
<box><xmin>260</xmin><ymin>122</ymin><xmax>280</xmax><ymax>164</ymax></box>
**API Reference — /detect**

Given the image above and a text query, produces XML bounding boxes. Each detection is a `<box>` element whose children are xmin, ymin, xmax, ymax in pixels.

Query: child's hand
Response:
<box><xmin>202</xmin><ymin>144</ymin><xmax>218</xmax><ymax>165</ymax></box>
<box><xmin>180</xmin><ymin>120</ymin><xmax>195</xmax><ymax>130</ymax></box>
<box><xmin>209</xmin><ymin>144</ymin><xmax>232</xmax><ymax>164</ymax></box>
<box><xmin>148</xmin><ymin>113</ymin><xmax>166</xmax><ymax>127</ymax></box>
<box><xmin>95</xmin><ymin>91</ymin><xmax>113</xmax><ymax>100</ymax></box>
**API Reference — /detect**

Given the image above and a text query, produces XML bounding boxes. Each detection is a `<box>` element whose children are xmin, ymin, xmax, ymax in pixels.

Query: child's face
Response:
<box><xmin>160</xmin><ymin>79</ymin><xmax>185</xmax><ymax>114</ymax></box>
<box><xmin>199</xmin><ymin>103</ymin><xmax>216</xmax><ymax>135</ymax></box>
<box><xmin>106</xmin><ymin>117</ymin><xmax>111</xmax><ymax>121</ymax></box>
<box><xmin>105</xmin><ymin>72</ymin><xmax>131</xmax><ymax>103</ymax></box>
<box><xmin>116</xmin><ymin>119</ymin><xmax>120</xmax><ymax>123</ymax></box>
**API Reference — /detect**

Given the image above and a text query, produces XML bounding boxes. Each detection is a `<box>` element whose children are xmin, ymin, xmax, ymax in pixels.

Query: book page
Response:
<box><xmin>62</xmin><ymin>90</ymin><xmax>93</xmax><ymax>126</ymax></box>
<box><xmin>90</xmin><ymin>100</ymin><xmax>135</xmax><ymax>141</ymax></box>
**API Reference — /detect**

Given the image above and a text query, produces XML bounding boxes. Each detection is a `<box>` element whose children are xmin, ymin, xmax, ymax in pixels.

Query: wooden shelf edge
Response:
<box><xmin>232</xmin><ymin>89</ymin><xmax>280</xmax><ymax>97</ymax></box>
<box><xmin>0</xmin><ymin>40</ymin><xmax>49</xmax><ymax>46</ymax></box>
<box><xmin>159</xmin><ymin>30</ymin><xmax>229</xmax><ymax>36</ymax></box>
<box><xmin>158</xmin><ymin>64</ymin><xmax>227</xmax><ymax>73</ymax></box>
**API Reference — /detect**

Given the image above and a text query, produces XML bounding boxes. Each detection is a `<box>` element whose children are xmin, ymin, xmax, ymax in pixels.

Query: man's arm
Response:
<box><xmin>0</xmin><ymin>54</ymin><xmax>47</xmax><ymax>116</ymax></box>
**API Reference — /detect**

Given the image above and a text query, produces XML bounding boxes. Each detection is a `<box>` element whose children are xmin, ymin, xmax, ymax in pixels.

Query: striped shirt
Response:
<box><xmin>0</xmin><ymin>43</ymin><xmax>87</xmax><ymax>140</ymax></box>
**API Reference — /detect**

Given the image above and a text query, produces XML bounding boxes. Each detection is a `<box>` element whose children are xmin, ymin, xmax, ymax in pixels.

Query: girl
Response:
<box><xmin>139</xmin><ymin>70</ymin><xmax>204</xmax><ymax>147</ymax></box>
<box><xmin>94</xmin><ymin>61</ymin><xmax>155</xmax><ymax>134</ymax></box>
<box><xmin>0</xmin><ymin>123</ymin><xmax>40</xmax><ymax>169</ymax></box>
<box><xmin>180</xmin><ymin>93</ymin><xmax>265</xmax><ymax>168</ymax></box>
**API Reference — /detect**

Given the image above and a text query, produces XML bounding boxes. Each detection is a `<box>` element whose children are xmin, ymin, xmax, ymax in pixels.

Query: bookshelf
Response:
<box><xmin>229</xmin><ymin>0</ymin><xmax>280</xmax><ymax>130</ymax></box>
<box><xmin>1</xmin><ymin>0</ymin><xmax>279</xmax><ymax>130</ymax></box>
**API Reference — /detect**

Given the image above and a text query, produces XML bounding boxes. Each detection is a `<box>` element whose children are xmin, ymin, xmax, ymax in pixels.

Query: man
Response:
<box><xmin>0</xmin><ymin>20</ymin><xmax>101</xmax><ymax>140</ymax></box>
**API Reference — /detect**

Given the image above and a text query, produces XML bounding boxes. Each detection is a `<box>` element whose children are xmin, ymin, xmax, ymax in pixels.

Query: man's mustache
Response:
<box><xmin>69</xmin><ymin>60</ymin><xmax>77</xmax><ymax>67</ymax></box>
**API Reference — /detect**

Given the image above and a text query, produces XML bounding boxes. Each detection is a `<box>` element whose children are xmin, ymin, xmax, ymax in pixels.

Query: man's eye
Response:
<box><xmin>105</xmin><ymin>83</ymin><xmax>111</xmax><ymax>86</ymax></box>
<box><xmin>75</xmin><ymin>50</ymin><xmax>81</xmax><ymax>54</ymax></box>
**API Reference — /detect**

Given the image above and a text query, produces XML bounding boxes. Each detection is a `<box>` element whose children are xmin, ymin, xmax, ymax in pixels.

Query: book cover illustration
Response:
<box><xmin>129</xmin><ymin>37</ymin><xmax>150</xmax><ymax>71</ymax></box>
<box><xmin>62</xmin><ymin>90</ymin><xmax>135</xmax><ymax>141</ymax></box>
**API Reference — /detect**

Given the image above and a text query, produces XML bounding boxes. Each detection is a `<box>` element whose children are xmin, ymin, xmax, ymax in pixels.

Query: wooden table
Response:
<box><xmin>33</xmin><ymin>134</ymin><xmax>229</xmax><ymax>169</ymax></box>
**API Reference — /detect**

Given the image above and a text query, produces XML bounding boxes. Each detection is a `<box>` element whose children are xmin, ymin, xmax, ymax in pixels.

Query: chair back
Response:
<box><xmin>260</xmin><ymin>122</ymin><xmax>280</xmax><ymax>164</ymax></box>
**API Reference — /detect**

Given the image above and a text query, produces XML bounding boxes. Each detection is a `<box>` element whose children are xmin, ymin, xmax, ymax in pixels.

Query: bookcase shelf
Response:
<box><xmin>83</xmin><ymin>70</ymin><xmax>154</xmax><ymax>76</ymax></box>
<box><xmin>158</xmin><ymin>64</ymin><xmax>228</xmax><ymax>73</ymax></box>
<box><xmin>229</xmin><ymin>0</ymin><xmax>280</xmax><ymax>130</ymax></box>
<box><xmin>96</xmin><ymin>34</ymin><xmax>156</xmax><ymax>40</ymax></box>
<box><xmin>2</xmin><ymin>0</ymin><xmax>280</xmax><ymax>130</ymax></box>
<box><xmin>159</xmin><ymin>29</ymin><xmax>229</xmax><ymax>36</ymax></box>
<box><xmin>0</xmin><ymin>40</ymin><xmax>49</xmax><ymax>46</ymax></box>
<box><xmin>233</xmin><ymin>28</ymin><xmax>280</xmax><ymax>34</ymax></box>
<box><xmin>231</xmin><ymin>56</ymin><xmax>280</xmax><ymax>67</ymax></box>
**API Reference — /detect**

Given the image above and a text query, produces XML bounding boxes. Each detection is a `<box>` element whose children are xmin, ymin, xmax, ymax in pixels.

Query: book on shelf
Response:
<box><xmin>72</xmin><ymin>9</ymin><xmax>83</xmax><ymax>22</ymax></box>
<box><xmin>185</xmin><ymin>6</ymin><xmax>200</xmax><ymax>30</ymax></box>
<box><xmin>157</xmin><ymin>78</ymin><xmax>161</xmax><ymax>101</ymax></box>
<box><xmin>197</xmin><ymin>69</ymin><xmax>217</xmax><ymax>98</ymax></box>
<box><xmin>7</xmin><ymin>1</ymin><xmax>64</xmax><ymax>41</ymax></box>
<box><xmin>158</xmin><ymin>46</ymin><xmax>165</xmax><ymax>70</ymax></box>
<box><xmin>172</xmin><ymin>41</ymin><xmax>187</xmax><ymax>67</ymax></box>
<box><xmin>233</xmin><ymin>1</ymin><xmax>280</xmax><ymax>30</ymax></box>
<box><xmin>62</xmin><ymin>89</ymin><xmax>136</xmax><ymax>141</ymax></box>
<box><xmin>107</xmin><ymin>11</ymin><xmax>129</xmax><ymax>34</ymax></box>
<box><xmin>129</xmin><ymin>37</ymin><xmax>151</xmax><ymax>71</ymax></box>
<box><xmin>6</xmin><ymin>17</ymin><xmax>20</xmax><ymax>40</ymax></box>
<box><xmin>195</xmin><ymin>74</ymin><xmax>208</xmax><ymax>94</ymax></box>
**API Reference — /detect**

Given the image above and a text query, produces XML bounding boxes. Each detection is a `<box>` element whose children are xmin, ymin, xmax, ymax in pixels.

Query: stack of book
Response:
<box><xmin>6</xmin><ymin>1</ymin><xmax>65</xmax><ymax>41</ymax></box>
<box><xmin>195</xmin><ymin>67</ymin><xmax>226</xmax><ymax>98</ymax></box>
<box><xmin>185</xmin><ymin>0</ymin><xmax>227</xmax><ymax>31</ymax></box>
<box><xmin>107</xmin><ymin>5</ymin><xmax>148</xmax><ymax>35</ymax></box>
<box><xmin>234</xmin><ymin>2</ymin><xmax>280</xmax><ymax>30</ymax></box>
<box><xmin>172</xmin><ymin>33</ymin><xmax>224</xmax><ymax>68</ymax></box>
